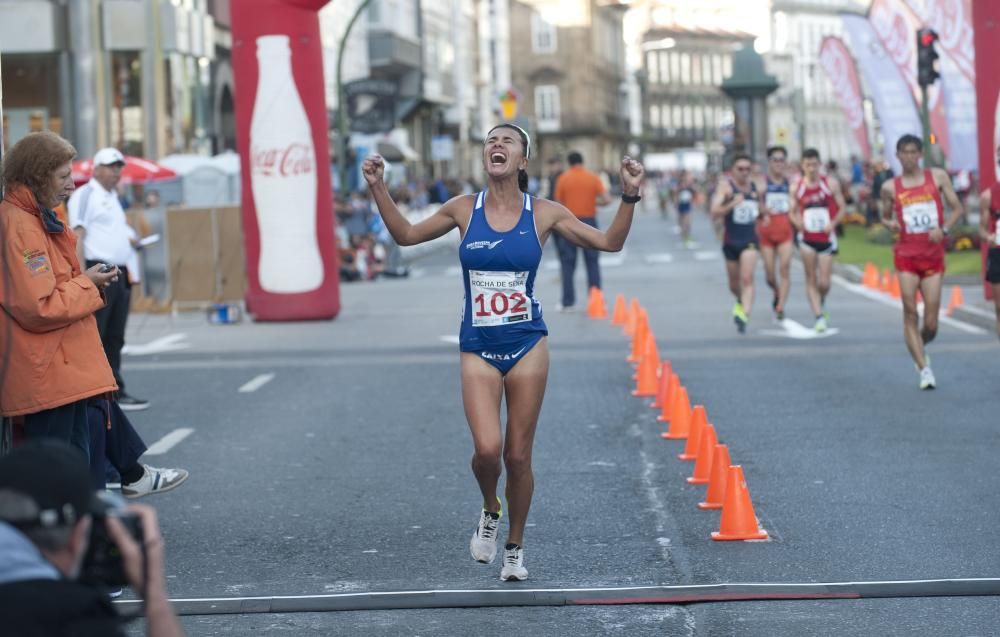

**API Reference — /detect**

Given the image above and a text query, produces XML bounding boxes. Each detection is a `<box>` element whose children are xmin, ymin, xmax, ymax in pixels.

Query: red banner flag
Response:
<box><xmin>818</xmin><ymin>37</ymin><xmax>872</xmax><ymax>161</ymax></box>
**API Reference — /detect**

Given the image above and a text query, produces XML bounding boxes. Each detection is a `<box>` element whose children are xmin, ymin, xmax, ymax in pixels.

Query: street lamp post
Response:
<box><xmin>337</xmin><ymin>0</ymin><xmax>375</xmax><ymax>195</ymax></box>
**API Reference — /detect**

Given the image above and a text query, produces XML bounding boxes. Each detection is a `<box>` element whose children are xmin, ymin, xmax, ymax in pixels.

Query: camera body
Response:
<box><xmin>80</xmin><ymin>492</ymin><xmax>143</xmax><ymax>588</ymax></box>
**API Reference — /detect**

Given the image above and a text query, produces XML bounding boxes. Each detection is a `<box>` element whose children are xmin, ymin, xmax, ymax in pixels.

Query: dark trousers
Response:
<box><xmin>87</xmin><ymin>399</ymin><xmax>147</xmax><ymax>490</ymax></box>
<box><xmin>556</xmin><ymin>216</ymin><xmax>601</xmax><ymax>307</ymax></box>
<box><xmin>23</xmin><ymin>400</ymin><xmax>91</xmax><ymax>463</ymax></box>
<box><xmin>88</xmin><ymin>261</ymin><xmax>131</xmax><ymax>395</ymax></box>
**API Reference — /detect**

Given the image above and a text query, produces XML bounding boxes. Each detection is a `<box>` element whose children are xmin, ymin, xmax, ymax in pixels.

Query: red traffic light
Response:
<box><xmin>919</xmin><ymin>29</ymin><xmax>939</xmax><ymax>47</ymax></box>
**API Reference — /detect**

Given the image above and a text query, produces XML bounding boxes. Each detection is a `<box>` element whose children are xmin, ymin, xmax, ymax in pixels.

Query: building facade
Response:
<box><xmin>0</xmin><ymin>0</ymin><xmax>233</xmax><ymax>159</ymax></box>
<box><xmin>508</xmin><ymin>0</ymin><xmax>631</xmax><ymax>180</ymax></box>
<box><xmin>766</xmin><ymin>0</ymin><xmax>869</xmax><ymax>164</ymax></box>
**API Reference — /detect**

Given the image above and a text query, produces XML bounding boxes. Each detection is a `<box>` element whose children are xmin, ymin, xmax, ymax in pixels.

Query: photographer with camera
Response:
<box><xmin>0</xmin><ymin>441</ymin><xmax>184</xmax><ymax>637</ymax></box>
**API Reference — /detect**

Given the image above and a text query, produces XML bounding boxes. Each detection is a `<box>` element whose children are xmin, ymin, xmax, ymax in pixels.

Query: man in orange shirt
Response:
<box><xmin>553</xmin><ymin>151</ymin><xmax>611</xmax><ymax>310</ymax></box>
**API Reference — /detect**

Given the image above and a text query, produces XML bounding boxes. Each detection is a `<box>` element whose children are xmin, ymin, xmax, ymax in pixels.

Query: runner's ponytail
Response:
<box><xmin>518</xmin><ymin>169</ymin><xmax>528</xmax><ymax>193</ymax></box>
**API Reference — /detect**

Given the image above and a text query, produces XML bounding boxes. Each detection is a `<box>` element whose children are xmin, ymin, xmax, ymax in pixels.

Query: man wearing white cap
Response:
<box><xmin>68</xmin><ymin>148</ymin><xmax>149</xmax><ymax>411</ymax></box>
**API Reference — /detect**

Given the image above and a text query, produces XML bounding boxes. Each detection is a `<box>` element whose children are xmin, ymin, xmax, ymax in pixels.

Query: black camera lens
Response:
<box><xmin>80</xmin><ymin>492</ymin><xmax>143</xmax><ymax>589</ymax></box>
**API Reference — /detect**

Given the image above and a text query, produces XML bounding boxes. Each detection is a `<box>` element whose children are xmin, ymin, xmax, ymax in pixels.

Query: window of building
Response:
<box><xmin>532</xmin><ymin>13</ymin><xmax>557</xmax><ymax>53</ymax></box>
<box><xmin>702</xmin><ymin>55</ymin><xmax>713</xmax><ymax>85</ymax></box>
<box><xmin>648</xmin><ymin>52</ymin><xmax>659</xmax><ymax>84</ymax></box>
<box><xmin>694</xmin><ymin>105</ymin><xmax>704</xmax><ymax>130</ymax></box>
<box><xmin>680</xmin><ymin>53</ymin><xmax>691</xmax><ymax>84</ymax></box>
<box><xmin>722</xmin><ymin>55</ymin><xmax>732</xmax><ymax>78</ymax></box>
<box><xmin>673</xmin><ymin>104</ymin><xmax>682</xmax><ymax>130</ymax></box>
<box><xmin>691</xmin><ymin>54</ymin><xmax>701</xmax><ymax>84</ymax></box>
<box><xmin>670</xmin><ymin>52</ymin><xmax>680</xmax><ymax>84</ymax></box>
<box><xmin>713</xmin><ymin>54</ymin><xmax>723</xmax><ymax>83</ymax></box>
<box><xmin>683</xmin><ymin>104</ymin><xmax>692</xmax><ymax>130</ymax></box>
<box><xmin>660</xmin><ymin>51</ymin><xmax>670</xmax><ymax>83</ymax></box>
<box><xmin>650</xmin><ymin>104</ymin><xmax>660</xmax><ymax>129</ymax></box>
<box><xmin>535</xmin><ymin>84</ymin><xmax>560</xmax><ymax>131</ymax></box>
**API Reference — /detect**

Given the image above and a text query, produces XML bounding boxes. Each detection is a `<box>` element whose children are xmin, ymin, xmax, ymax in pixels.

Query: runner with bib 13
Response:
<box><xmin>879</xmin><ymin>134</ymin><xmax>963</xmax><ymax>389</ymax></box>
<box><xmin>789</xmin><ymin>148</ymin><xmax>847</xmax><ymax>333</ymax></box>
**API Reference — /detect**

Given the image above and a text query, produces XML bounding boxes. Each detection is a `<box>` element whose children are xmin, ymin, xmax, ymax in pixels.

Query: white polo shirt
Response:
<box><xmin>68</xmin><ymin>179</ymin><xmax>133</xmax><ymax>266</ymax></box>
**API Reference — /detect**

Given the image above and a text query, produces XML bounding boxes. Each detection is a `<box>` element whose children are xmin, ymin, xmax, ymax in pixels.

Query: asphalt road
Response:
<box><xmin>119</xmin><ymin>200</ymin><xmax>999</xmax><ymax>635</ymax></box>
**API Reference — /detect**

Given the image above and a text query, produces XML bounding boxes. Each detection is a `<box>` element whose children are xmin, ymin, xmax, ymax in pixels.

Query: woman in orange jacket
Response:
<box><xmin>1</xmin><ymin>132</ymin><xmax>120</xmax><ymax>459</ymax></box>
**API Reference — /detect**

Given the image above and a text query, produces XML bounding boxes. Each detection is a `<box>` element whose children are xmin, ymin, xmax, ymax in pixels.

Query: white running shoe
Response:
<box><xmin>470</xmin><ymin>501</ymin><xmax>502</xmax><ymax>563</ymax></box>
<box><xmin>122</xmin><ymin>464</ymin><xmax>189</xmax><ymax>498</ymax></box>
<box><xmin>500</xmin><ymin>545</ymin><xmax>528</xmax><ymax>581</ymax></box>
<box><xmin>814</xmin><ymin>316</ymin><xmax>827</xmax><ymax>333</ymax></box>
<box><xmin>919</xmin><ymin>366</ymin><xmax>936</xmax><ymax>390</ymax></box>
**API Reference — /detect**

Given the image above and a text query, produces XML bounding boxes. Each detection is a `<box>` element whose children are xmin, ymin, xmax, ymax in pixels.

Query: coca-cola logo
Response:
<box><xmin>252</xmin><ymin>143</ymin><xmax>314</xmax><ymax>177</ymax></box>
<box><xmin>820</xmin><ymin>42</ymin><xmax>865</xmax><ymax>130</ymax></box>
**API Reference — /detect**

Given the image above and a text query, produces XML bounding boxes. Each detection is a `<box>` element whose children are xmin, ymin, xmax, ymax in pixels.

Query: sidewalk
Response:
<box><xmin>835</xmin><ymin>262</ymin><xmax>996</xmax><ymax>332</ymax></box>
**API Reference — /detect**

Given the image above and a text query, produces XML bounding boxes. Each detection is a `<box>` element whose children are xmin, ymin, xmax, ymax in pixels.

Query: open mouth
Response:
<box><xmin>490</xmin><ymin>152</ymin><xmax>507</xmax><ymax>165</ymax></box>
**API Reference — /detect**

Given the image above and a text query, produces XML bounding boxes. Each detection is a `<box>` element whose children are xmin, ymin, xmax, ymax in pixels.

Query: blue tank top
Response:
<box><xmin>459</xmin><ymin>191</ymin><xmax>548</xmax><ymax>352</ymax></box>
<box><xmin>764</xmin><ymin>178</ymin><xmax>790</xmax><ymax>215</ymax></box>
<box><xmin>724</xmin><ymin>178</ymin><xmax>759</xmax><ymax>246</ymax></box>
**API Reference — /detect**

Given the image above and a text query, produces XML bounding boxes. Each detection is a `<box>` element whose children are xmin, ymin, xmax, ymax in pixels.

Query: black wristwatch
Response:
<box><xmin>621</xmin><ymin>193</ymin><xmax>641</xmax><ymax>204</ymax></box>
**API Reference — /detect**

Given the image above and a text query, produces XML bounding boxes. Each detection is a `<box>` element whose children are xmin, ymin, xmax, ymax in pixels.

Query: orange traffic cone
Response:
<box><xmin>698</xmin><ymin>444</ymin><xmax>731</xmax><ymax>510</ymax></box>
<box><xmin>611</xmin><ymin>294</ymin><xmax>627</xmax><ymax>325</ymax></box>
<box><xmin>863</xmin><ymin>262</ymin><xmax>878</xmax><ymax>288</ymax></box>
<box><xmin>656</xmin><ymin>373</ymin><xmax>679</xmax><ymax>423</ymax></box>
<box><xmin>679</xmin><ymin>405</ymin><xmax>707</xmax><ymax>461</ymax></box>
<box><xmin>889</xmin><ymin>273</ymin><xmax>901</xmax><ymax>299</ymax></box>
<box><xmin>587</xmin><ymin>287</ymin><xmax>608</xmax><ymax>319</ymax></box>
<box><xmin>881</xmin><ymin>269</ymin><xmax>892</xmax><ymax>293</ymax></box>
<box><xmin>634</xmin><ymin>330</ymin><xmax>659</xmax><ymax>381</ymax></box>
<box><xmin>661</xmin><ymin>386</ymin><xmax>691</xmax><ymax>439</ymax></box>
<box><xmin>623</xmin><ymin>298</ymin><xmax>640</xmax><ymax>336</ymax></box>
<box><xmin>632</xmin><ymin>349</ymin><xmax>659</xmax><ymax>397</ymax></box>
<box><xmin>651</xmin><ymin>361</ymin><xmax>673</xmax><ymax>409</ymax></box>
<box><xmin>711</xmin><ymin>465</ymin><xmax>769</xmax><ymax>541</ymax></box>
<box><xmin>628</xmin><ymin>312</ymin><xmax>648</xmax><ymax>363</ymax></box>
<box><xmin>946</xmin><ymin>285</ymin><xmax>965</xmax><ymax>315</ymax></box>
<box><xmin>686</xmin><ymin>424</ymin><xmax>717</xmax><ymax>484</ymax></box>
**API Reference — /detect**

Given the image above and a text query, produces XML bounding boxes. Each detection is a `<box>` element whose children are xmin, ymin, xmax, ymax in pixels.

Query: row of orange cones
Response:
<box><xmin>585</xmin><ymin>287</ymin><xmax>769</xmax><ymax>541</ymax></box>
<box><xmin>860</xmin><ymin>261</ymin><xmax>965</xmax><ymax>315</ymax></box>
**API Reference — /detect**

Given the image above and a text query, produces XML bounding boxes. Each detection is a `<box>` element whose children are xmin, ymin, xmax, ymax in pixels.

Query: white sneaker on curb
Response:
<box><xmin>122</xmin><ymin>464</ymin><xmax>189</xmax><ymax>498</ymax></box>
<box><xmin>500</xmin><ymin>544</ymin><xmax>528</xmax><ymax>581</ymax></box>
<box><xmin>919</xmin><ymin>366</ymin><xmax>936</xmax><ymax>390</ymax></box>
<box><xmin>470</xmin><ymin>499</ymin><xmax>502</xmax><ymax>563</ymax></box>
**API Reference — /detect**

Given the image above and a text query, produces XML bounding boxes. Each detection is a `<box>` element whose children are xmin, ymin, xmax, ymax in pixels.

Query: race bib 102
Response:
<box><xmin>902</xmin><ymin>200</ymin><xmax>940</xmax><ymax>234</ymax></box>
<box><xmin>732</xmin><ymin>200</ymin><xmax>759</xmax><ymax>225</ymax></box>
<box><xmin>765</xmin><ymin>192</ymin><xmax>789</xmax><ymax>214</ymax></box>
<box><xmin>469</xmin><ymin>270</ymin><xmax>531</xmax><ymax>327</ymax></box>
<box><xmin>804</xmin><ymin>206</ymin><xmax>830</xmax><ymax>233</ymax></box>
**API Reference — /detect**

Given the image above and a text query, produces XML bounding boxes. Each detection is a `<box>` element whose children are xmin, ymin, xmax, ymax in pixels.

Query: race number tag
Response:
<box><xmin>732</xmin><ymin>200</ymin><xmax>759</xmax><ymax>225</ymax></box>
<box><xmin>765</xmin><ymin>192</ymin><xmax>789</xmax><ymax>214</ymax></box>
<box><xmin>679</xmin><ymin>190</ymin><xmax>693</xmax><ymax>203</ymax></box>
<box><xmin>469</xmin><ymin>270</ymin><xmax>531</xmax><ymax>327</ymax></box>
<box><xmin>803</xmin><ymin>207</ymin><xmax>830</xmax><ymax>233</ymax></box>
<box><xmin>902</xmin><ymin>201</ymin><xmax>939</xmax><ymax>233</ymax></box>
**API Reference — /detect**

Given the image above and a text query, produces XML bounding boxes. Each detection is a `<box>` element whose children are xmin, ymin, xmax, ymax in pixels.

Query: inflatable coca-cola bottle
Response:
<box><xmin>233</xmin><ymin>0</ymin><xmax>339</xmax><ymax>321</ymax></box>
<box><xmin>250</xmin><ymin>35</ymin><xmax>323</xmax><ymax>293</ymax></box>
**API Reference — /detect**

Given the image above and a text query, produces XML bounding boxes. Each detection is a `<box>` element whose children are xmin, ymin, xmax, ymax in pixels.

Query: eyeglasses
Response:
<box><xmin>734</xmin><ymin>166</ymin><xmax>751</xmax><ymax>172</ymax></box>
<box><xmin>769</xmin><ymin>157</ymin><xmax>786</xmax><ymax>162</ymax></box>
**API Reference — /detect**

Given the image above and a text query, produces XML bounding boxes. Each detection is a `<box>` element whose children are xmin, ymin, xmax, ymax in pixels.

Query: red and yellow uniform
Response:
<box><xmin>893</xmin><ymin>169</ymin><xmax>945</xmax><ymax>278</ymax></box>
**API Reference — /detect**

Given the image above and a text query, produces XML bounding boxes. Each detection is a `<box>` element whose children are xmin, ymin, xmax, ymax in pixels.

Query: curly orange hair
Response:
<box><xmin>1</xmin><ymin>131</ymin><xmax>77</xmax><ymax>202</ymax></box>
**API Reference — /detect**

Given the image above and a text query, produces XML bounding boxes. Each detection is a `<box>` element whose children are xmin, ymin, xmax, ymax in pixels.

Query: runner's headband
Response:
<box><xmin>487</xmin><ymin>124</ymin><xmax>531</xmax><ymax>159</ymax></box>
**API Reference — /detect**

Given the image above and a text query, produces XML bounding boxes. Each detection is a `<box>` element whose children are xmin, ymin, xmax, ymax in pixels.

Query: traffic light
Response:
<box><xmin>916</xmin><ymin>28</ymin><xmax>940</xmax><ymax>87</ymax></box>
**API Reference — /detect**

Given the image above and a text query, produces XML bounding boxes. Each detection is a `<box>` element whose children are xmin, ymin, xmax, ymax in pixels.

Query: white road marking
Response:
<box><xmin>694</xmin><ymin>251</ymin><xmax>718</xmax><ymax>261</ymax></box>
<box><xmin>122</xmin><ymin>333</ymin><xmax>189</xmax><ymax>356</ymax></box>
<box><xmin>238</xmin><ymin>373</ymin><xmax>275</xmax><ymax>393</ymax></box>
<box><xmin>444</xmin><ymin>265</ymin><xmax>462</xmax><ymax>276</ymax></box>
<box><xmin>759</xmin><ymin>318</ymin><xmax>840</xmax><ymax>340</ymax></box>
<box><xmin>439</xmin><ymin>335</ymin><xmax>460</xmax><ymax>344</ymax></box>
<box><xmin>953</xmin><ymin>304</ymin><xmax>995</xmax><ymax>318</ymax></box>
<box><xmin>599</xmin><ymin>250</ymin><xmax>626</xmax><ymax>267</ymax></box>
<box><xmin>144</xmin><ymin>428</ymin><xmax>194</xmax><ymax>456</ymax></box>
<box><xmin>543</xmin><ymin>259</ymin><xmax>560</xmax><ymax>271</ymax></box>
<box><xmin>832</xmin><ymin>275</ymin><xmax>988</xmax><ymax>335</ymax></box>
<box><xmin>645</xmin><ymin>253</ymin><xmax>674</xmax><ymax>264</ymax></box>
